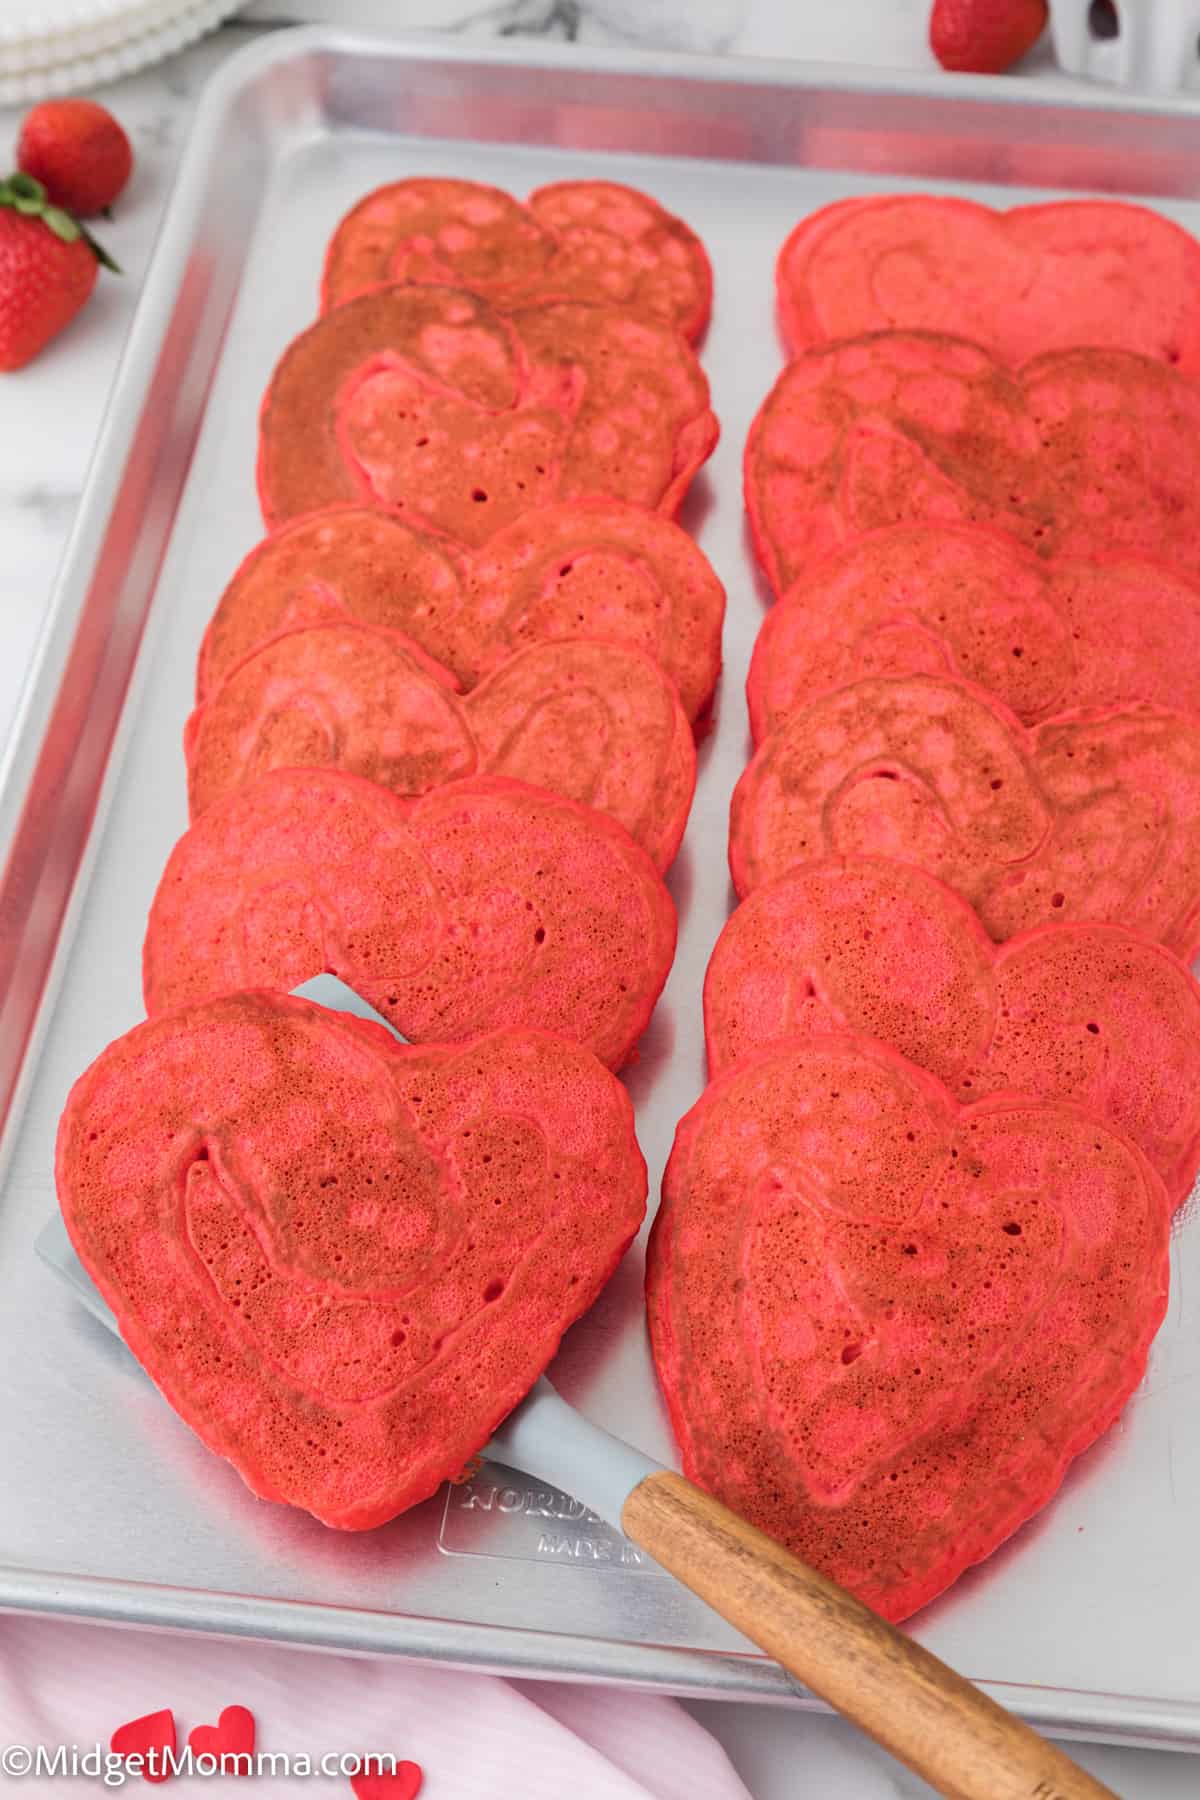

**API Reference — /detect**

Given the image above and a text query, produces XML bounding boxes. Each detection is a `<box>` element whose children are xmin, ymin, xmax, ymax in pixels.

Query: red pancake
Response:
<box><xmin>464</xmin><ymin>639</ymin><xmax>696</xmax><ymax>872</ymax></box>
<box><xmin>1022</xmin><ymin>347</ymin><xmax>1200</xmax><ymax>571</ymax></box>
<box><xmin>258</xmin><ymin>285</ymin><xmax>717</xmax><ymax>546</ymax></box>
<box><xmin>185</xmin><ymin>625</ymin><xmax>695</xmax><ymax>872</ymax></box>
<box><xmin>748</xmin><ymin>525</ymin><xmax>1200</xmax><ymax>741</ymax></box>
<box><xmin>729</xmin><ymin>674</ymin><xmax>1200</xmax><ymax>960</ymax></box>
<box><xmin>703</xmin><ymin>858</ymin><xmax>1200</xmax><ymax>1208</ymax></box>
<box><xmin>196</xmin><ymin>507</ymin><xmax>468</xmax><ymax>703</ymax></box>
<box><xmin>321</xmin><ymin>179</ymin><xmax>547</xmax><ymax>314</ymax></box>
<box><xmin>707</xmin><ymin>859</ymin><xmax>997</xmax><ymax>1084</ymax></box>
<box><xmin>731</xmin><ymin>673</ymin><xmax>1048</xmax><ymax>903</ymax></box>
<box><xmin>144</xmin><ymin>770</ymin><xmax>676</xmax><ymax>1072</ymax></box>
<box><xmin>988</xmin><ymin>704</ymin><xmax>1200</xmax><ymax>955</ymax></box>
<box><xmin>777</xmin><ymin>195</ymin><xmax>1200</xmax><ymax>368</ymax></box>
<box><xmin>528</xmin><ymin>182</ymin><xmax>711</xmax><ymax>342</ymax></box>
<box><xmin>745</xmin><ymin>332</ymin><xmax>1200</xmax><ymax>595</ymax></box>
<box><xmin>56</xmin><ymin>992</ymin><xmax>647</xmax><ymax>1530</ymax></box>
<box><xmin>460</xmin><ymin>500</ymin><xmax>725</xmax><ymax>723</ymax></box>
<box><xmin>183</xmin><ymin>622</ymin><xmax>474</xmax><ymax>821</ymax></box>
<box><xmin>647</xmin><ymin>1033</ymin><xmax>1170</xmax><ymax>1620</ymax></box>
<box><xmin>197</xmin><ymin>501</ymin><xmax>726</xmax><ymax>723</ymax></box>
<box><xmin>321</xmin><ymin>177</ymin><xmax>712</xmax><ymax>342</ymax></box>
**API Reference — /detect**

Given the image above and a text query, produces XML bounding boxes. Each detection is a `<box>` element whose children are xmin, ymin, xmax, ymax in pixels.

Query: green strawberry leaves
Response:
<box><xmin>0</xmin><ymin>171</ymin><xmax>121</xmax><ymax>272</ymax></box>
<box><xmin>1</xmin><ymin>173</ymin><xmax>52</xmax><ymax>217</ymax></box>
<box><xmin>5</xmin><ymin>172</ymin><xmax>48</xmax><ymax>217</ymax></box>
<box><xmin>76</xmin><ymin>220</ymin><xmax>121</xmax><ymax>274</ymax></box>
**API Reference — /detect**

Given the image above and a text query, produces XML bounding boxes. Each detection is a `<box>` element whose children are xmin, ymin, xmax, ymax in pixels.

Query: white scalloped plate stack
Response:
<box><xmin>0</xmin><ymin>0</ymin><xmax>245</xmax><ymax>105</ymax></box>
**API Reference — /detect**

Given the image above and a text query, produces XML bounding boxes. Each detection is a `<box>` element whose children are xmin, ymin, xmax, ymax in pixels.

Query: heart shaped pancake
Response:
<box><xmin>459</xmin><ymin>499</ymin><xmax>725</xmax><ymax>722</ymax></box>
<box><xmin>647</xmin><ymin>1033</ymin><xmax>1170</xmax><ymax>1621</ymax></box>
<box><xmin>257</xmin><ymin>286</ymin><xmax>717</xmax><ymax>546</ymax></box>
<box><xmin>321</xmin><ymin>177</ymin><xmax>712</xmax><ymax>342</ymax></box>
<box><xmin>748</xmin><ymin>524</ymin><xmax>1200</xmax><ymax>740</ymax></box>
<box><xmin>184</xmin><ymin>626</ymin><xmax>695</xmax><ymax>872</ymax></box>
<box><xmin>196</xmin><ymin>501</ymin><xmax>726</xmax><ymax>724</ymax></box>
<box><xmin>745</xmin><ymin>332</ymin><xmax>1200</xmax><ymax>595</ymax></box>
<box><xmin>183</xmin><ymin>622</ymin><xmax>474</xmax><ymax>819</ymax></box>
<box><xmin>195</xmin><ymin>506</ymin><xmax>468</xmax><ymax>704</ymax></box>
<box><xmin>144</xmin><ymin>770</ymin><xmax>676</xmax><ymax>1071</ymax></box>
<box><xmin>704</xmin><ymin>857</ymin><xmax>1200</xmax><ymax>1208</ymax></box>
<box><xmin>729</xmin><ymin>674</ymin><xmax>1200</xmax><ymax>960</ymax></box>
<box><xmin>777</xmin><ymin>196</ymin><xmax>1200</xmax><ymax>368</ymax></box>
<box><xmin>56</xmin><ymin>992</ymin><xmax>647</xmax><ymax>1529</ymax></box>
<box><xmin>462</xmin><ymin>635</ymin><xmax>694</xmax><ymax>869</ymax></box>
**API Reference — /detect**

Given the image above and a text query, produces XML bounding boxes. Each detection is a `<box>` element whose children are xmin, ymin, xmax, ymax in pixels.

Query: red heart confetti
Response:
<box><xmin>349</xmin><ymin>1757</ymin><xmax>423</xmax><ymax>1800</ymax></box>
<box><xmin>110</xmin><ymin>1710</ymin><xmax>176</xmax><ymax>1785</ymax></box>
<box><xmin>187</xmin><ymin>1705</ymin><xmax>255</xmax><ymax>1773</ymax></box>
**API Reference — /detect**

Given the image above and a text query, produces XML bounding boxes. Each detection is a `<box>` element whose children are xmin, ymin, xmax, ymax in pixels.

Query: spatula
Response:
<box><xmin>37</xmin><ymin>976</ymin><xmax>1119</xmax><ymax>1800</ymax></box>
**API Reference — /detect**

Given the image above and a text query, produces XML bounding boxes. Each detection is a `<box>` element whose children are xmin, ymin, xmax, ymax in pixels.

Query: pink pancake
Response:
<box><xmin>703</xmin><ymin>857</ymin><xmax>1200</xmax><ymax>1208</ymax></box>
<box><xmin>56</xmin><ymin>992</ymin><xmax>647</xmax><ymax>1530</ymax></box>
<box><xmin>197</xmin><ymin>501</ymin><xmax>726</xmax><ymax>723</ymax></box>
<box><xmin>748</xmin><ymin>525</ymin><xmax>1200</xmax><ymax>740</ymax></box>
<box><xmin>185</xmin><ymin>624</ymin><xmax>696</xmax><ymax>872</ymax></box>
<box><xmin>258</xmin><ymin>285</ymin><xmax>717</xmax><ymax>547</ymax></box>
<box><xmin>745</xmin><ymin>332</ymin><xmax>1200</xmax><ymax>595</ymax></box>
<box><xmin>463</xmin><ymin>638</ymin><xmax>696</xmax><ymax>870</ymax></box>
<box><xmin>321</xmin><ymin>178</ymin><xmax>712</xmax><ymax>342</ymax></box>
<box><xmin>196</xmin><ymin>507</ymin><xmax>468</xmax><ymax>703</ymax></box>
<box><xmin>777</xmin><ymin>196</ymin><xmax>1200</xmax><ymax>368</ymax></box>
<box><xmin>144</xmin><ymin>770</ymin><xmax>676</xmax><ymax>1072</ymax></box>
<box><xmin>648</xmin><ymin>1033</ymin><xmax>1169</xmax><ymax>1621</ymax></box>
<box><xmin>460</xmin><ymin>499</ymin><xmax>726</xmax><ymax>723</ymax></box>
<box><xmin>183</xmin><ymin>622</ymin><xmax>474</xmax><ymax>821</ymax></box>
<box><xmin>729</xmin><ymin>673</ymin><xmax>1200</xmax><ymax>961</ymax></box>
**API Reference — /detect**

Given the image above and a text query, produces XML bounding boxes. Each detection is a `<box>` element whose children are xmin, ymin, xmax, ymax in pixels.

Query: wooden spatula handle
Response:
<box><xmin>622</xmin><ymin>1471</ymin><xmax>1117</xmax><ymax>1800</ymax></box>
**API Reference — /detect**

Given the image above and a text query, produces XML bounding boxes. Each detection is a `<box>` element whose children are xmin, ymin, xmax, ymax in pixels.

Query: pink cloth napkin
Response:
<box><xmin>0</xmin><ymin>1614</ymin><xmax>753</xmax><ymax>1797</ymax></box>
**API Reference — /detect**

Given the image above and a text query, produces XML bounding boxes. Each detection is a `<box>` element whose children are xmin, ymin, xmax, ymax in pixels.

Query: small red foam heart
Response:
<box><xmin>349</xmin><ymin>1757</ymin><xmax>423</xmax><ymax>1800</ymax></box>
<box><xmin>110</xmin><ymin>1710</ymin><xmax>176</xmax><ymax>1785</ymax></box>
<box><xmin>187</xmin><ymin>1706</ymin><xmax>255</xmax><ymax>1772</ymax></box>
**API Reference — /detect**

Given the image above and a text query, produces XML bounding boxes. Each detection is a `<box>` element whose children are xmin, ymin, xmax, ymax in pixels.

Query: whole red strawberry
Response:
<box><xmin>930</xmin><ymin>0</ymin><xmax>1048</xmax><ymax>71</ymax></box>
<box><xmin>0</xmin><ymin>173</ymin><xmax>118</xmax><ymax>371</ymax></box>
<box><xmin>17</xmin><ymin>99</ymin><xmax>132</xmax><ymax>218</ymax></box>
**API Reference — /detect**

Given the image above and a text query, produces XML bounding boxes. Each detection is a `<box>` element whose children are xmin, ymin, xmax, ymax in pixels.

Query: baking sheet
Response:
<box><xmin>2</xmin><ymin>25</ymin><xmax>1200</xmax><ymax>1742</ymax></box>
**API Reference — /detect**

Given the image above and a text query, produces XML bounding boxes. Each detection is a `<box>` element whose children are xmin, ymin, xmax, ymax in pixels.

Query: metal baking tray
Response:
<box><xmin>2</xmin><ymin>23</ymin><xmax>1200</xmax><ymax>1747</ymax></box>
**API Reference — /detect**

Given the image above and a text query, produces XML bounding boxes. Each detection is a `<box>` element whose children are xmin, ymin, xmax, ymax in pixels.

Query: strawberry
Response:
<box><xmin>930</xmin><ymin>0</ymin><xmax>1048</xmax><ymax>72</ymax></box>
<box><xmin>0</xmin><ymin>173</ymin><xmax>118</xmax><ymax>372</ymax></box>
<box><xmin>17</xmin><ymin>99</ymin><xmax>132</xmax><ymax>218</ymax></box>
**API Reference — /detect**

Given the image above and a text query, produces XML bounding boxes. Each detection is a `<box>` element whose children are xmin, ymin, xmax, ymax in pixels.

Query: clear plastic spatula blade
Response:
<box><xmin>34</xmin><ymin>1209</ymin><xmax>661</xmax><ymax>1531</ymax></box>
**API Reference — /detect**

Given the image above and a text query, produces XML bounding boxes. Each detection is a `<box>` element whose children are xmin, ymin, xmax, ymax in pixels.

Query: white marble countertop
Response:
<box><xmin>0</xmin><ymin>7</ymin><xmax>1197</xmax><ymax>1796</ymax></box>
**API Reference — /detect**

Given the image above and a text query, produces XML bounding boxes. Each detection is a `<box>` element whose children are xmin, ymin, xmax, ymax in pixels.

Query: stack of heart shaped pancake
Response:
<box><xmin>57</xmin><ymin>177</ymin><xmax>725</xmax><ymax>1532</ymax></box>
<box><xmin>646</xmin><ymin>195</ymin><xmax>1200</xmax><ymax>1623</ymax></box>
